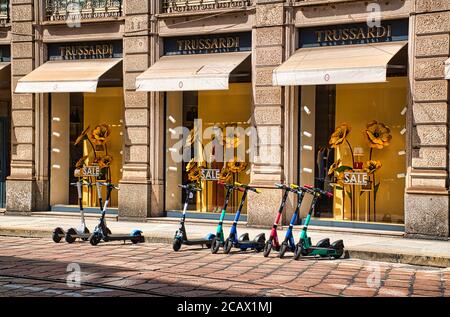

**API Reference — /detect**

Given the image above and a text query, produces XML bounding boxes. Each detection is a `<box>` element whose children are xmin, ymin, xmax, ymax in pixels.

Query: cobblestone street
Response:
<box><xmin>0</xmin><ymin>236</ymin><xmax>448</xmax><ymax>297</ymax></box>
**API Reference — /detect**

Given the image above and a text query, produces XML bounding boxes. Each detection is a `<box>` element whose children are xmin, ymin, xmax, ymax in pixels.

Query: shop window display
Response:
<box><xmin>165</xmin><ymin>83</ymin><xmax>252</xmax><ymax>214</ymax></box>
<box><xmin>50</xmin><ymin>87</ymin><xmax>123</xmax><ymax>208</ymax></box>
<box><xmin>299</xmin><ymin>77</ymin><xmax>407</xmax><ymax>224</ymax></box>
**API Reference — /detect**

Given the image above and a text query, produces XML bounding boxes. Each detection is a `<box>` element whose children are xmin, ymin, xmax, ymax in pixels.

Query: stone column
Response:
<box><xmin>120</xmin><ymin>0</ymin><xmax>162</xmax><ymax>220</ymax></box>
<box><xmin>405</xmin><ymin>0</ymin><xmax>450</xmax><ymax>239</ymax></box>
<box><xmin>6</xmin><ymin>0</ymin><xmax>45</xmax><ymax>213</ymax></box>
<box><xmin>247</xmin><ymin>1</ymin><xmax>285</xmax><ymax>227</ymax></box>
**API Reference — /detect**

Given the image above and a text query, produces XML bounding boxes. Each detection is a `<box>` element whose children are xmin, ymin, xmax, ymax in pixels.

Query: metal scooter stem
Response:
<box><xmin>77</xmin><ymin>181</ymin><xmax>86</xmax><ymax>231</ymax></box>
<box><xmin>96</xmin><ymin>181</ymin><xmax>103</xmax><ymax>211</ymax></box>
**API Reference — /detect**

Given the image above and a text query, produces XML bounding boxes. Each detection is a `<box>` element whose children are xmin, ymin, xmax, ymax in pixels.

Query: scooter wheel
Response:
<box><xmin>211</xmin><ymin>237</ymin><xmax>221</xmax><ymax>254</ymax></box>
<box><xmin>131</xmin><ymin>232</ymin><xmax>143</xmax><ymax>244</ymax></box>
<box><xmin>293</xmin><ymin>244</ymin><xmax>302</xmax><ymax>261</ymax></box>
<box><xmin>331</xmin><ymin>248</ymin><xmax>344</xmax><ymax>259</ymax></box>
<box><xmin>81</xmin><ymin>227</ymin><xmax>90</xmax><ymax>241</ymax></box>
<box><xmin>223</xmin><ymin>238</ymin><xmax>233</xmax><ymax>254</ymax></box>
<box><xmin>89</xmin><ymin>233</ymin><xmax>101</xmax><ymax>246</ymax></box>
<box><xmin>279</xmin><ymin>242</ymin><xmax>288</xmax><ymax>259</ymax></box>
<box><xmin>263</xmin><ymin>240</ymin><xmax>272</xmax><ymax>257</ymax></box>
<box><xmin>172</xmin><ymin>238</ymin><xmax>182</xmax><ymax>251</ymax></box>
<box><xmin>65</xmin><ymin>228</ymin><xmax>77</xmax><ymax>244</ymax></box>
<box><xmin>52</xmin><ymin>227</ymin><xmax>64</xmax><ymax>243</ymax></box>
<box><xmin>106</xmin><ymin>227</ymin><xmax>112</xmax><ymax>235</ymax></box>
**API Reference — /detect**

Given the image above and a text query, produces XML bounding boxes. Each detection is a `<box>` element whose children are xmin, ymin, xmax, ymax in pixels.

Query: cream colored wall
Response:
<box><xmin>83</xmin><ymin>87</ymin><xmax>124</xmax><ymax>207</ymax></box>
<box><xmin>299</xmin><ymin>86</ymin><xmax>316</xmax><ymax>218</ymax></box>
<box><xmin>334</xmin><ymin>77</ymin><xmax>407</xmax><ymax>223</ymax></box>
<box><xmin>165</xmin><ymin>91</ymin><xmax>183</xmax><ymax>211</ymax></box>
<box><xmin>50</xmin><ymin>93</ymin><xmax>70</xmax><ymax>205</ymax></box>
<box><xmin>198</xmin><ymin>83</ymin><xmax>252</xmax><ymax>213</ymax></box>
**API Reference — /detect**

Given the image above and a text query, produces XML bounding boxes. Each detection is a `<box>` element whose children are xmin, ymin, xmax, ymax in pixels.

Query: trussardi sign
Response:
<box><xmin>48</xmin><ymin>41</ymin><xmax>123</xmax><ymax>61</ymax></box>
<box><xmin>176</xmin><ymin>36</ymin><xmax>240</xmax><ymax>53</ymax></box>
<box><xmin>164</xmin><ymin>32</ymin><xmax>251</xmax><ymax>56</ymax></box>
<box><xmin>59</xmin><ymin>44</ymin><xmax>114</xmax><ymax>59</ymax></box>
<box><xmin>299</xmin><ymin>19</ymin><xmax>409</xmax><ymax>48</ymax></box>
<box><xmin>315</xmin><ymin>25</ymin><xmax>392</xmax><ymax>43</ymax></box>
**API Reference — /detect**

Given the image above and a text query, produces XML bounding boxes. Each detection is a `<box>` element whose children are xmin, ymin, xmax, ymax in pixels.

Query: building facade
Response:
<box><xmin>3</xmin><ymin>0</ymin><xmax>450</xmax><ymax>240</ymax></box>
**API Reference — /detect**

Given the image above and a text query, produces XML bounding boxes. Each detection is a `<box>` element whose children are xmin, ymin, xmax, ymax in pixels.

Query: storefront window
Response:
<box><xmin>50</xmin><ymin>87</ymin><xmax>124</xmax><ymax>208</ymax></box>
<box><xmin>299</xmin><ymin>77</ymin><xmax>407</xmax><ymax>224</ymax></box>
<box><xmin>165</xmin><ymin>82</ymin><xmax>252</xmax><ymax>214</ymax></box>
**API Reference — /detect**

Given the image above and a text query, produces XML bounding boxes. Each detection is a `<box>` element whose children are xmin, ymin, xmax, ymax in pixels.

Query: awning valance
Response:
<box><xmin>135</xmin><ymin>52</ymin><xmax>251</xmax><ymax>91</ymax></box>
<box><xmin>0</xmin><ymin>62</ymin><xmax>10</xmax><ymax>72</ymax></box>
<box><xmin>445</xmin><ymin>58</ymin><xmax>450</xmax><ymax>80</ymax></box>
<box><xmin>273</xmin><ymin>41</ymin><xmax>408</xmax><ymax>86</ymax></box>
<box><xmin>15</xmin><ymin>58</ymin><xmax>122</xmax><ymax>93</ymax></box>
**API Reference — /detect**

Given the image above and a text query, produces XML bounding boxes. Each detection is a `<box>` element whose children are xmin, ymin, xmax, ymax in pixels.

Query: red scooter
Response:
<box><xmin>263</xmin><ymin>183</ymin><xmax>298</xmax><ymax>257</ymax></box>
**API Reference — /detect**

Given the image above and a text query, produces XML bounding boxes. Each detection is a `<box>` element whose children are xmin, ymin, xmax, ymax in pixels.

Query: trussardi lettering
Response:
<box><xmin>315</xmin><ymin>25</ymin><xmax>392</xmax><ymax>43</ymax></box>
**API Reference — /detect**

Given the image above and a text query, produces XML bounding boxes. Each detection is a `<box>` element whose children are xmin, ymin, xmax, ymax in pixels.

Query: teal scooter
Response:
<box><xmin>293</xmin><ymin>184</ymin><xmax>344</xmax><ymax>260</ymax></box>
<box><xmin>210</xmin><ymin>181</ymin><xmax>237</xmax><ymax>254</ymax></box>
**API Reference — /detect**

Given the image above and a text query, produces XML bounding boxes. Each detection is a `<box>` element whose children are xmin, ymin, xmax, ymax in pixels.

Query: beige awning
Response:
<box><xmin>15</xmin><ymin>58</ymin><xmax>122</xmax><ymax>93</ymax></box>
<box><xmin>273</xmin><ymin>41</ymin><xmax>408</xmax><ymax>86</ymax></box>
<box><xmin>136</xmin><ymin>52</ymin><xmax>251</xmax><ymax>91</ymax></box>
<box><xmin>445</xmin><ymin>58</ymin><xmax>450</xmax><ymax>79</ymax></box>
<box><xmin>0</xmin><ymin>62</ymin><xmax>10</xmax><ymax>72</ymax></box>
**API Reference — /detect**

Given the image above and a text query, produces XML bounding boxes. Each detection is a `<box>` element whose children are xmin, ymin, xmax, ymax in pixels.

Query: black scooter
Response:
<box><xmin>64</xmin><ymin>181</ymin><xmax>111</xmax><ymax>243</ymax></box>
<box><xmin>89</xmin><ymin>182</ymin><xmax>144</xmax><ymax>246</ymax></box>
<box><xmin>52</xmin><ymin>180</ymin><xmax>91</xmax><ymax>243</ymax></box>
<box><xmin>223</xmin><ymin>182</ymin><xmax>266</xmax><ymax>254</ymax></box>
<box><xmin>173</xmin><ymin>184</ymin><xmax>215</xmax><ymax>251</ymax></box>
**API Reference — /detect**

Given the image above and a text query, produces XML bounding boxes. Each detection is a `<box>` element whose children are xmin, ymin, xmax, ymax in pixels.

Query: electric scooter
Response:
<box><xmin>172</xmin><ymin>183</ymin><xmax>215</xmax><ymax>251</ymax></box>
<box><xmin>293</xmin><ymin>184</ymin><xmax>344</xmax><ymax>260</ymax></box>
<box><xmin>223</xmin><ymin>182</ymin><xmax>266</xmax><ymax>254</ymax></box>
<box><xmin>64</xmin><ymin>181</ymin><xmax>112</xmax><ymax>243</ymax></box>
<box><xmin>263</xmin><ymin>183</ymin><xmax>299</xmax><ymax>257</ymax></box>
<box><xmin>52</xmin><ymin>180</ymin><xmax>91</xmax><ymax>243</ymax></box>
<box><xmin>210</xmin><ymin>181</ymin><xmax>236</xmax><ymax>254</ymax></box>
<box><xmin>277</xmin><ymin>184</ymin><xmax>308</xmax><ymax>258</ymax></box>
<box><xmin>89</xmin><ymin>182</ymin><xmax>144</xmax><ymax>246</ymax></box>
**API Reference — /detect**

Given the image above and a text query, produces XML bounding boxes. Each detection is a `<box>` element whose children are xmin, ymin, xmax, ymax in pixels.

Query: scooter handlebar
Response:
<box><xmin>304</xmin><ymin>184</ymin><xmax>333</xmax><ymax>198</ymax></box>
<box><xmin>178</xmin><ymin>184</ymin><xmax>202</xmax><ymax>192</ymax></box>
<box><xmin>275</xmin><ymin>183</ymin><xmax>298</xmax><ymax>193</ymax></box>
<box><xmin>234</xmin><ymin>182</ymin><xmax>261</xmax><ymax>193</ymax></box>
<box><xmin>217</xmin><ymin>181</ymin><xmax>236</xmax><ymax>190</ymax></box>
<box><xmin>70</xmin><ymin>180</ymin><xmax>93</xmax><ymax>187</ymax></box>
<box><xmin>97</xmin><ymin>182</ymin><xmax>119</xmax><ymax>190</ymax></box>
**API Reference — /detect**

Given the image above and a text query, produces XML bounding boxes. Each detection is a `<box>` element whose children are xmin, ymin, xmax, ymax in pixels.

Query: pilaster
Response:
<box><xmin>406</xmin><ymin>1</ymin><xmax>450</xmax><ymax>239</ymax></box>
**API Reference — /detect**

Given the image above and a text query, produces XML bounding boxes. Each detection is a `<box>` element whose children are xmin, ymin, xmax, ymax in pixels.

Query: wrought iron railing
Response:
<box><xmin>162</xmin><ymin>0</ymin><xmax>253</xmax><ymax>14</ymax></box>
<box><xmin>0</xmin><ymin>0</ymin><xmax>9</xmax><ymax>26</ymax></box>
<box><xmin>45</xmin><ymin>0</ymin><xmax>123</xmax><ymax>22</ymax></box>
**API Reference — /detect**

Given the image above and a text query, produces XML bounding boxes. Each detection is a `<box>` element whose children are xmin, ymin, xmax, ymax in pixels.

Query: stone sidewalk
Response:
<box><xmin>0</xmin><ymin>213</ymin><xmax>449</xmax><ymax>268</ymax></box>
<box><xmin>0</xmin><ymin>236</ymin><xmax>449</xmax><ymax>297</ymax></box>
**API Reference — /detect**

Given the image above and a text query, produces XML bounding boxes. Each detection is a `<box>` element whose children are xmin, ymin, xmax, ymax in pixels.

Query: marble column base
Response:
<box><xmin>405</xmin><ymin>192</ymin><xmax>449</xmax><ymax>240</ymax></box>
<box><xmin>118</xmin><ymin>182</ymin><xmax>164</xmax><ymax>221</ymax></box>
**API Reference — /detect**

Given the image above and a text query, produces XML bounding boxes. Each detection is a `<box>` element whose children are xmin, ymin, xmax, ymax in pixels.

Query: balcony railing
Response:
<box><xmin>0</xmin><ymin>0</ymin><xmax>9</xmax><ymax>26</ymax></box>
<box><xmin>45</xmin><ymin>0</ymin><xmax>123</xmax><ymax>22</ymax></box>
<box><xmin>162</xmin><ymin>0</ymin><xmax>253</xmax><ymax>14</ymax></box>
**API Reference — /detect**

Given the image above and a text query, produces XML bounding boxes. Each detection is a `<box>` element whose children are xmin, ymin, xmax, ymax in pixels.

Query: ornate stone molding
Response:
<box><xmin>45</xmin><ymin>0</ymin><xmax>123</xmax><ymax>22</ymax></box>
<box><xmin>0</xmin><ymin>0</ymin><xmax>9</xmax><ymax>26</ymax></box>
<box><xmin>162</xmin><ymin>0</ymin><xmax>253</xmax><ymax>14</ymax></box>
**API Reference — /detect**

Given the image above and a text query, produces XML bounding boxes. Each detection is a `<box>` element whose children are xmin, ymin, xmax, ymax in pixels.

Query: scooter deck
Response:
<box><xmin>236</xmin><ymin>240</ymin><xmax>264</xmax><ymax>248</ymax></box>
<box><xmin>103</xmin><ymin>234</ymin><xmax>144</xmax><ymax>242</ymax></box>
<box><xmin>305</xmin><ymin>246</ymin><xmax>341</xmax><ymax>255</ymax></box>
<box><xmin>66</xmin><ymin>233</ymin><xmax>90</xmax><ymax>239</ymax></box>
<box><xmin>183</xmin><ymin>239</ymin><xmax>212</xmax><ymax>246</ymax></box>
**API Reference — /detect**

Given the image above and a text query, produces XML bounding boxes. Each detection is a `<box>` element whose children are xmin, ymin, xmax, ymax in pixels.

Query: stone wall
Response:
<box><xmin>247</xmin><ymin>0</ymin><xmax>285</xmax><ymax>227</ymax></box>
<box><xmin>119</xmin><ymin>0</ymin><xmax>159</xmax><ymax>221</ymax></box>
<box><xmin>405</xmin><ymin>0</ymin><xmax>450</xmax><ymax>239</ymax></box>
<box><xmin>6</xmin><ymin>0</ymin><xmax>42</xmax><ymax>213</ymax></box>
